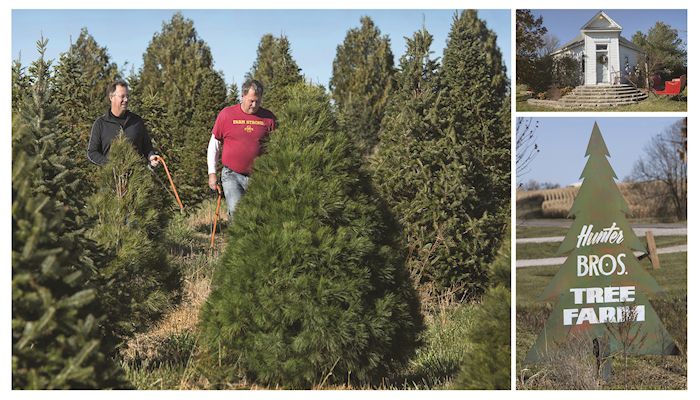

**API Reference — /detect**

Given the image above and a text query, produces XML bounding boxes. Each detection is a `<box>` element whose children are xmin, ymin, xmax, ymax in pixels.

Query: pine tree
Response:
<box><xmin>330</xmin><ymin>16</ymin><xmax>395</xmax><ymax>155</ymax></box>
<box><xmin>201</xmin><ymin>83</ymin><xmax>423</xmax><ymax>388</ymax></box>
<box><xmin>454</xmin><ymin>229</ymin><xmax>510</xmax><ymax>389</ymax></box>
<box><xmin>86</xmin><ymin>135</ymin><xmax>181</xmax><ymax>340</ymax></box>
<box><xmin>526</xmin><ymin>123</ymin><xmax>678</xmax><ymax>363</ymax></box>
<box><xmin>246</xmin><ymin>34</ymin><xmax>303</xmax><ymax>111</ymax></box>
<box><xmin>135</xmin><ymin>12</ymin><xmax>227</xmax><ymax>204</ymax></box>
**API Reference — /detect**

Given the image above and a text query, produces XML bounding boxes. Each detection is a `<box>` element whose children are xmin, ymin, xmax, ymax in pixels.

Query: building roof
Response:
<box><xmin>550</xmin><ymin>11</ymin><xmax>644</xmax><ymax>56</ymax></box>
<box><xmin>580</xmin><ymin>11</ymin><xmax>622</xmax><ymax>31</ymax></box>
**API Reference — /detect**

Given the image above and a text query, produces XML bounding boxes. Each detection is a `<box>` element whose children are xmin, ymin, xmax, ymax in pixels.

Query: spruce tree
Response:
<box><xmin>86</xmin><ymin>135</ymin><xmax>181</xmax><ymax>340</ymax></box>
<box><xmin>246</xmin><ymin>34</ymin><xmax>303</xmax><ymax>111</ymax></box>
<box><xmin>12</xmin><ymin>58</ymin><xmax>30</xmax><ymax>114</ymax></box>
<box><xmin>135</xmin><ymin>12</ymin><xmax>227</xmax><ymax>204</ymax></box>
<box><xmin>371</xmin><ymin>28</ymin><xmax>442</xmax><ymax>296</ymax></box>
<box><xmin>12</xmin><ymin>40</ymin><xmax>127</xmax><ymax>388</ymax></box>
<box><xmin>435</xmin><ymin>10</ymin><xmax>510</xmax><ymax>298</ymax></box>
<box><xmin>372</xmin><ymin>14</ymin><xmax>509</xmax><ymax>301</ymax></box>
<box><xmin>226</xmin><ymin>81</ymin><xmax>240</xmax><ymax>105</ymax></box>
<box><xmin>201</xmin><ymin>83</ymin><xmax>423</xmax><ymax>388</ymax></box>
<box><xmin>53</xmin><ymin>28</ymin><xmax>120</xmax><ymax>161</ymax></box>
<box><xmin>330</xmin><ymin>16</ymin><xmax>395</xmax><ymax>155</ymax></box>
<box><xmin>13</xmin><ymin>132</ymin><xmax>128</xmax><ymax>389</ymax></box>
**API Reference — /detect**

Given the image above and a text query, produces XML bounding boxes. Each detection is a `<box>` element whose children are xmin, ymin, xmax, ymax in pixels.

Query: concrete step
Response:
<box><xmin>560</xmin><ymin>94</ymin><xmax>648</xmax><ymax>102</ymax></box>
<box><xmin>554</xmin><ymin>100</ymin><xmax>644</xmax><ymax>108</ymax></box>
<box><xmin>556</xmin><ymin>84</ymin><xmax>647</xmax><ymax>107</ymax></box>
<box><xmin>573</xmin><ymin>89</ymin><xmax>641</xmax><ymax>95</ymax></box>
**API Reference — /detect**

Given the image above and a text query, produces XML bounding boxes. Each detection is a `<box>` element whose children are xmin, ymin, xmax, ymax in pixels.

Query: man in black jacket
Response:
<box><xmin>87</xmin><ymin>80</ymin><xmax>159</xmax><ymax>167</ymax></box>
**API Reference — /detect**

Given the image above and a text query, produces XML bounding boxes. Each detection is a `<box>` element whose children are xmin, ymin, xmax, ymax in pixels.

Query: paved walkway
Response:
<box><xmin>516</xmin><ymin>245</ymin><xmax>687</xmax><ymax>268</ymax></box>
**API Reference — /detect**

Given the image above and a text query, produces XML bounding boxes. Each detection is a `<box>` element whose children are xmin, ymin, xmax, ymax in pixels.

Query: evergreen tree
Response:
<box><xmin>632</xmin><ymin>22</ymin><xmax>687</xmax><ymax>78</ymax></box>
<box><xmin>526</xmin><ymin>123</ymin><xmax>678</xmax><ymax>363</ymax></box>
<box><xmin>436</xmin><ymin>10</ymin><xmax>510</xmax><ymax>298</ymax></box>
<box><xmin>246</xmin><ymin>34</ymin><xmax>303</xmax><ymax>111</ymax></box>
<box><xmin>12</xmin><ymin>127</ymin><xmax>128</xmax><ymax>389</ymax></box>
<box><xmin>373</xmin><ymin>13</ymin><xmax>510</xmax><ymax>301</ymax></box>
<box><xmin>454</xmin><ymin>230</ymin><xmax>510</xmax><ymax>389</ymax></box>
<box><xmin>12</xmin><ymin>58</ymin><xmax>30</xmax><ymax>114</ymax></box>
<box><xmin>14</xmin><ymin>37</ymin><xmax>58</xmax><ymax>142</ymax></box>
<box><xmin>371</xmin><ymin>27</ymin><xmax>443</xmax><ymax>296</ymax></box>
<box><xmin>226</xmin><ymin>81</ymin><xmax>240</xmax><ymax>105</ymax></box>
<box><xmin>201</xmin><ymin>83</ymin><xmax>423</xmax><ymax>388</ymax></box>
<box><xmin>53</xmin><ymin>28</ymin><xmax>120</xmax><ymax>160</ymax></box>
<box><xmin>86</xmin><ymin>135</ymin><xmax>181</xmax><ymax>340</ymax></box>
<box><xmin>12</xmin><ymin>39</ymin><xmax>127</xmax><ymax>388</ymax></box>
<box><xmin>135</xmin><ymin>12</ymin><xmax>227</xmax><ymax>204</ymax></box>
<box><xmin>330</xmin><ymin>16</ymin><xmax>395</xmax><ymax>155</ymax></box>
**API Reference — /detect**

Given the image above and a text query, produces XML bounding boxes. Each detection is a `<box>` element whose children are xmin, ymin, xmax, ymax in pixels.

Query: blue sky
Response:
<box><xmin>12</xmin><ymin>9</ymin><xmax>511</xmax><ymax>90</ymax></box>
<box><xmin>529</xmin><ymin>9</ymin><xmax>687</xmax><ymax>49</ymax></box>
<box><xmin>517</xmin><ymin>117</ymin><xmax>684</xmax><ymax>187</ymax></box>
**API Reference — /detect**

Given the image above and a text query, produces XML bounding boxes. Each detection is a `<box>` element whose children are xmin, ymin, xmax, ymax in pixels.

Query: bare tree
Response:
<box><xmin>516</xmin><ymin>117</ymin><xmax>540</xmax><ymax>181</ymax></box>
<box><xmin>631</xmin><ymin>118</ymin><xmax>687</xmax><ymax>220</ymax></box>
<box><xmin>537</xmin><ymin>33</ymin><xmax>561</xmax><ymax>57</ymax></box>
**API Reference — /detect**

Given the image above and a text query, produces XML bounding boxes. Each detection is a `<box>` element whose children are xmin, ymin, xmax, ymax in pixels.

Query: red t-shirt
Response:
<box><xmin>212</xmin><ymin>104</ymin><xmax>276</xmax><ymax>175</ymax></box>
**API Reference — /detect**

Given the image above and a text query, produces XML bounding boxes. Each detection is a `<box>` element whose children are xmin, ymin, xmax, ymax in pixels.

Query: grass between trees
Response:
<box><xmin>516</xmin><ymin>225</ymin><xmax>687</xmax><ymax>389</ymax></box>
<box><xmin>119</xmin><ymin>199</ymin><xmax>497</xmax><ymax>389</ymax></box>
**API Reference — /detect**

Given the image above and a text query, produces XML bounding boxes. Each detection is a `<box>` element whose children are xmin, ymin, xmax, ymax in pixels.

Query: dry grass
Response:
<box><xmin>516</xmin><ymin>181</ymin><xmax>678</xmax><ymax>220</ymax></box>
<box><xmin>518</xmin><ymin>333</ymin><xmax>602</xmax><ymax>390</ymax></box>
<box><xmin>122</xmin><ymin>266</ymin><xmax>212</xmax><ymax>365</ymax></box>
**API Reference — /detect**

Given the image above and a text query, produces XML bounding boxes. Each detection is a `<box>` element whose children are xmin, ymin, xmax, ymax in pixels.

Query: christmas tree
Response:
<box><xmin>372</xmin><ymin>12</ymin><xmax>510</xmax><ymax>301</ymax></box>
<box><xmin>246</xmin><ymin>34</ymin><xmax>303</xmax><ymax>111</ymax></box>
<box><xmin>86</xmin><ymin>135</ymin><xmax>181</xmax><ymax>340</ymax></box>
<box><xmin>526</xmin><ymin>122</ymin><xmax>678</xmax><ymax>363</ymax></box>
<box><xmin>134</xmin><ymin>12</ymin><xmax>227</xmax><ymax>205</ymax></box>
<box><xmin>200</xmin><ymin>83</ymin><xmax>422</xmax><ymax>388</ymax></box>
<box><xmin>330</xmin><ymin>16</ymin><xmax>395</xmax><ymax>155</ymax></box>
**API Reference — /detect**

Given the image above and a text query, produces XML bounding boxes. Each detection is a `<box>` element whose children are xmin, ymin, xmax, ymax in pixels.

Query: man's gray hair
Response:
<box><xmin>107</xmin><ymin>80</ymin><xmax>129</xmax><ymax>97</ymax></box>
<box><xmin>242</xmin><ymin>79</ymin><xmax>264</xmax><ymax>97</ymax></box>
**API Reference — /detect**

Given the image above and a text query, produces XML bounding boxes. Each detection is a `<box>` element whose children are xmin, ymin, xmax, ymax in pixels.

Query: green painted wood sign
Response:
<box><xmin>525</xmin><ymin>122</ymin><xmax>678</xmax><ymax>363</ymax></box>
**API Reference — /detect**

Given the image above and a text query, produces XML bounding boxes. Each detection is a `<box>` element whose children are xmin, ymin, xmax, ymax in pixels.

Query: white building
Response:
<box><xmin>551</xmin><ymin>11</ymin><xmax>645</xmax><ymax>86</ymax></box>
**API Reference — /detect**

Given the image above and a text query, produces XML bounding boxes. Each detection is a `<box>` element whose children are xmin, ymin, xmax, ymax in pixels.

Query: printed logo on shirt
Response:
<box><xmin>244</xmin><ymin>125</ymin><xmax>254</xmax><ymax>133</ymax></box>
<box><xmin>232</xmin><ymin>119</ymin><xmax>266</xmax><ymax>126</ymax></box>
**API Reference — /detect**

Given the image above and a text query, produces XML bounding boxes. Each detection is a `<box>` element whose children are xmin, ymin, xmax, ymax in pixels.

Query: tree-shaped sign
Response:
<box><xmin>526</xmin><ymin>122</ymin><xmax>678</xmax><ymax>363</ymax></box>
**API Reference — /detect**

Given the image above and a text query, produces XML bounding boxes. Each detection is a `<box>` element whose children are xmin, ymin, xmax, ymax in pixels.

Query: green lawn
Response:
<box><xmin>516</xmin><ymin>95</ymin><xmax>687</xmax><ymax>112</ymax></box>
<box><xmin>515</xmin><ymin>225</ymin><xmax>568</xmax><ymax>238</ymax></box>
<box><xmin>516</xmin><ymin>235</ymin><xmax>686</xmax><ymax>260</ymax></box>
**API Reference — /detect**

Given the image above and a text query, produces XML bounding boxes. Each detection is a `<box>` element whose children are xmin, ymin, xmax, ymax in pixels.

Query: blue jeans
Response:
<box><xmin>221</xmin><ymin>166</ymin><xmax>250</xmax><ymax>217</ymax></box>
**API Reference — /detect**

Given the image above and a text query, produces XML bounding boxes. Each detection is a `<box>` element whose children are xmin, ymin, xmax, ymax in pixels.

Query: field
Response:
<box><xmin>515</xmin><ymin>225</ymin><xmax>687</xmax><ymax>389</ymax></box>
<box><xmin>119</xmin><ymin>199</ymin><xmax>490</xmax><ymax>389</ymax></box>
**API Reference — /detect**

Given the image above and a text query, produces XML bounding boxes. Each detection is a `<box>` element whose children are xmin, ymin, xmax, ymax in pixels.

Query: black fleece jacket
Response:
<box><xmin>87</xmin><ymin>109</ymin><xmax>156</xmax><ymax>165</ymax></box>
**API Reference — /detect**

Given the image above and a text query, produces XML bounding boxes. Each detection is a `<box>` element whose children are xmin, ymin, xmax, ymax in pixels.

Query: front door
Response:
<box><xmin>595</xmin><ymin>44</ymin><xmax>609</xmax><ymax>84</ymax></box>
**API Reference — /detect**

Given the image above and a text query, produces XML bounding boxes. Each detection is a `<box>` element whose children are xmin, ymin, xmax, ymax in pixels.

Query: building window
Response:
<box><xmin>596</xmin><ymin>44</ymin><xmax>608</xmax><ymax>51</ymax></box>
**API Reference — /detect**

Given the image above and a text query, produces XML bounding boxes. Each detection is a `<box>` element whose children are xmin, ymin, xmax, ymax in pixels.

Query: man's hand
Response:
<box><xmin>208</xmin><ymin>173</ymin><xmax>218</xmax><ymax>190</ymax></box>
<box><xmin>149</xmin><ymin>155</ymin><xmax>160</xmax><ymax>168</ymax></box>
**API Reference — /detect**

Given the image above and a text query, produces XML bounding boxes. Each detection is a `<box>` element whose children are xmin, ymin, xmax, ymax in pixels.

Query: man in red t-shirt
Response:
<box><xmin>207</xmin><ymin>79</ymin><xmax>276</xmax><ymax>216</ymax></box>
